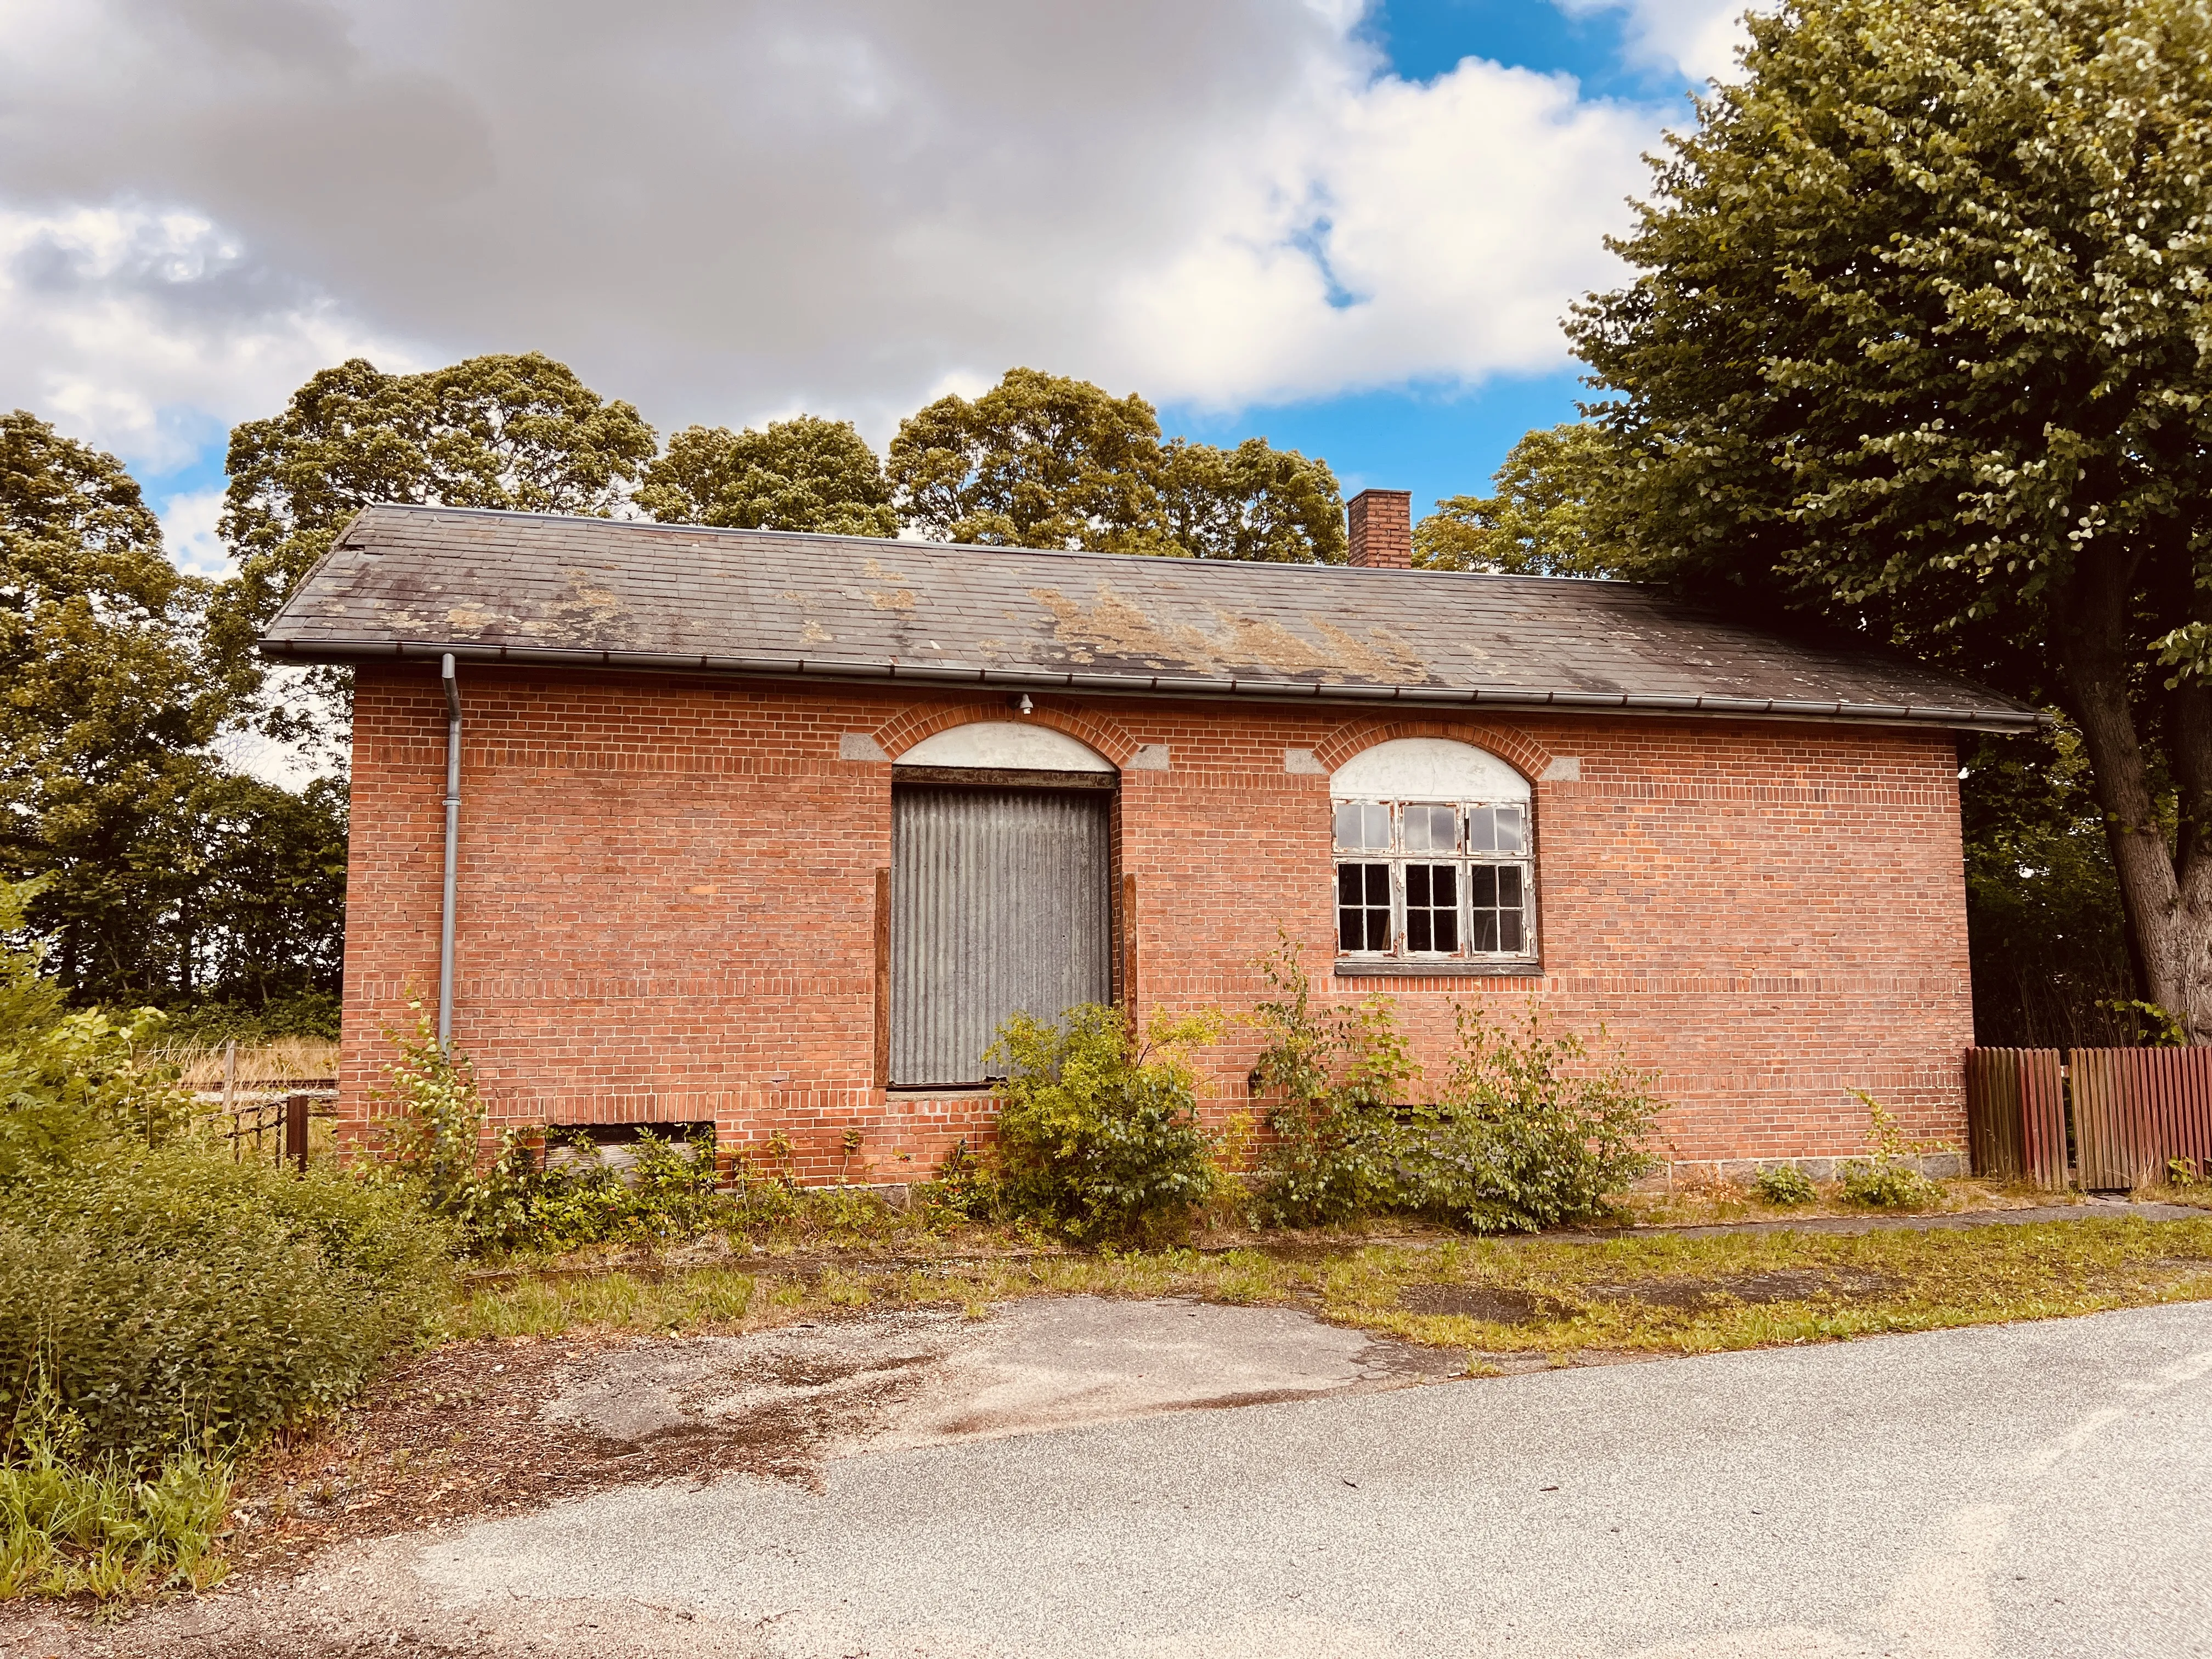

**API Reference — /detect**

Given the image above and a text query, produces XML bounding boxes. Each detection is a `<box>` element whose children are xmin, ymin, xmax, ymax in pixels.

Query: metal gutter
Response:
<box><xmin>258</xmin><ymin>637</ymin><xmax>2045</xmax><ymax>735</ymax></box>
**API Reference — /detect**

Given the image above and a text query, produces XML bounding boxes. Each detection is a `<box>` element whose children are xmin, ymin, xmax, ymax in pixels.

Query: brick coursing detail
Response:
<box><xmin>337</xmin><ymin>664</ymin><xmax>1973</xmax><ymax>1184</ymax></box>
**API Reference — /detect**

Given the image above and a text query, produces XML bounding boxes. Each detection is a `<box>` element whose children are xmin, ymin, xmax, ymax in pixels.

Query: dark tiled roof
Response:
<box><xmin>259</xmin><ymin>504</ymin><xmax>2037</xmax><ymax>732</ymax></box>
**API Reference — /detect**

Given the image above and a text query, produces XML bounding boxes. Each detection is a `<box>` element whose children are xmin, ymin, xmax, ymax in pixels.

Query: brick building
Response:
<box><xmin>262</xmin><ymin>493</ymin><xmax>2035</xmax><ymax>1184</ymax></box>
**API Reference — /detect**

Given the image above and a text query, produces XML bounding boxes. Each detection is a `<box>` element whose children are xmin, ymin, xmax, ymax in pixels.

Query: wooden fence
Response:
<box><xmin>1966</xmin><ymin>1045</ymin><xmax>2212</xmax><ymax>1190</ymax></box>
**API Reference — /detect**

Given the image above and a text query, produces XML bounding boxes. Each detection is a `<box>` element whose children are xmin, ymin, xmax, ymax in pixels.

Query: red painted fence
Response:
<box><xmin>1965</xmin><ymin>1045</ymin><xmax>2212</xmax><ymax>1190</ymax></box>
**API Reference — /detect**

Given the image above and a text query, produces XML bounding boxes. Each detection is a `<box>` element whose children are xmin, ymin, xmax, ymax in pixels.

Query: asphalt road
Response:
<box><xmin>386</xmin><ymin>1301</ymin><xmax>2212</xmax><ymax>1658</ymax></box>
<box><xmin>34</xmin><ymin>1299</ymin><xmax>2212</xmax><ymax>1658</ymax></box>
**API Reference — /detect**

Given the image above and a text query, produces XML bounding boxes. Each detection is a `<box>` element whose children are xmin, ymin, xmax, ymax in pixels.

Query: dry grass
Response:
<box><xmin>1615</xmin><ymin>1171</ymin><xmax>2059</xmax><ymax>1228</ymax></box>
<box><xmin>152</xmin><ymin>1037</ymin><xmax>341</xmax><ymax>1090</ymax></box>
<box><xmin>444</xmin><ymin>1214</ymin><xmax>2212</xmax><ymax>1362</ymax></box>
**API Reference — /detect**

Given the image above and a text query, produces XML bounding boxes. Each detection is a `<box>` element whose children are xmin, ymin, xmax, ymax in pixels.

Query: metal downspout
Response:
<box><xmin>438</xmin><ymin>653</ymin><xmax>461</xmax><ymax>1048</ymax></box>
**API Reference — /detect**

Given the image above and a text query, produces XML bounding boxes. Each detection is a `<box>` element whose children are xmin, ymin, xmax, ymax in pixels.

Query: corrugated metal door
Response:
<box><xmin>891</xmin><ymin>786</ymin><xmax>1113</xmax><ymax>1087</ymax></box>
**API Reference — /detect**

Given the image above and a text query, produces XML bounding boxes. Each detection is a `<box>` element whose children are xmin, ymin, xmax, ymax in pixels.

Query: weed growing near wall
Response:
<box><xmin>1838</xmin><ymin>1092</ymin><xmax>1946</xmax><ymax>1208</ymax></box>
<box><xmin>1248</xmin><ymin>940</ymin><xmax>1663</xmax><ymax>1232</ymax></box>
<box><xmin>364</xmin><ymin>1007</ymin><xmax>538</xmax><ymax>1251</ymax></box>
<box><xmin>1249</xmin><ymin>938</ymin><xmax>1423</xmax><ymax>1226</ymax></box>
<box><xmin>984</xmin><ymin>1003</ymin><xmax>1224</xmax><ymax>1243</ymax></box>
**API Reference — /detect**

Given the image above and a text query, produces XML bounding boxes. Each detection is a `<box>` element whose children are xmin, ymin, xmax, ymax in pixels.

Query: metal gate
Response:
<box><xmin>890</xmin><ymin>785</ymin><xmax>1113</xmax><ymax>1087</ymax></box>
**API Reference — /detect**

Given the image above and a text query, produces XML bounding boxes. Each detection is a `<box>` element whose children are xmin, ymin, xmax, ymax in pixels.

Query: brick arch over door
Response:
<box><xmin>1313</xmin><ymin>718</ymin><xmax>1554</xmax><ymax>783</ymax></box>
<box><xmin>871</xmin><ymin>700</ymin><xmax>1141</xmax><ymax>768</ymax></box>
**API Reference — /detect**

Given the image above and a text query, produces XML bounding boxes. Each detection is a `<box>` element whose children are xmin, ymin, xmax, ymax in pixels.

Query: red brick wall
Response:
<box><xmin>339</xmin><ymin>664</ymin><xmax>1971</xmax><ymax>1182</ymax></box>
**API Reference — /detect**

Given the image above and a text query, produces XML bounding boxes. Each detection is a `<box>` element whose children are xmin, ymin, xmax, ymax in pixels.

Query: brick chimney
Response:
<box><xmin>1346</xmin><ymin>489</ymin><xmax>1412</xmax><ymax>568</ymax></box>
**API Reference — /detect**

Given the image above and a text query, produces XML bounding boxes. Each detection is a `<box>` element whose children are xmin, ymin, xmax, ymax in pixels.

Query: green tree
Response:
<box><xmin>1413</xmin><ymin>423</ymin><xmax>1623</xmax><ymax>575</ymax></box>
<box><xmin>890</xmin><ymin>367</ymin><xmax>1171</xmax><ymax>552</ymax></box>
<box><xmin>0</xmin><ymin>412</ymin><xmax>229</xmax><ymax>997</ymax></box>
<box><xmin>1961</xmin><ymin>723</ymin><xmax>2140</xmax><ymax>1047</ymax></box>
<box><xmin>890</xmin><ymin>366</ymin><xmax>1346</xmax><ymax>561</ymax></box>
<box><xmin>212</xmin><ymin>352</ymin><xmax>659</xmax><ymax>742</ymax></box>
<box><xmin>638</xmin><ymin>415</ymin><xmax>897</xmax><ymax>537</ymax></box>
<box><xmin>1160</xmin><ymin>436</ymin><xmax>1346</xmax><ymax>563</ymax></box>
<box><xmin>1569</xmin><ymin>0</ymin><xmax>2212</xmax><ymax>1039</ymax></box>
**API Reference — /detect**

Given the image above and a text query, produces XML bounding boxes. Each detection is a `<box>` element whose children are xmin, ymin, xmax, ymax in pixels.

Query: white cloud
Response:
<box><xmin>156</xmin><ymin>487</ymin><xmax>231</xmax><ymax>578</ymax></box>
<box><xmin>1554</xmin><ymin>0</ymin><xmax>1758</xmax><ymax>86</ymax></box>
<box><xmin>0</xmin><ymin>1</ymin><xmax>1674</xmax><ymax>470</ymax></box>
<box><xmin>0</xmin><ymin>202</ymin><xmax>415</xmax><ymax>473</ymax></box>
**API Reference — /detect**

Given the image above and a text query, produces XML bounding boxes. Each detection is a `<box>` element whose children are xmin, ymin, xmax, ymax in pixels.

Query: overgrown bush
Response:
<box><xmin>527</xmin><ymin>1130</ymin><xmax>723</xmax><ymax>1247</ymax></box>
<box><xmin>984</xmin><ymin>1003</ymin><xmax>1223</xmax><ymax>1243</ymax></box>
<box><xmin>0</xmin><ymin>1153</ymin><xmax>452</xmax><ymax>1470</ymax></box>
<box><xmin>1409</xmin><ymin>1005</ymin><xmax>1663</xmax><ymax>1232</ymax></box>
<box><xmin>1249</xmin><ymin>939</ymin><xmax>1423</xmax><ymax>1226</ymax></box>
<box><xmin>363</xmin><ymin>1006</ymin><xmax>538</xmax><ymax>1252</ymax></box>
<box><xmin>1755</xmin><ymin>1164</ymin><xmax>1818</xmax><ymax>1206</ymax></box>
<box><xmin>1836</xmin><ymin>1091</ymin><xmax>1945</xmax><ymax>1209</ymax></box>
<box><xmin>0</xmin><ymin>879</ymin><xmax>196</xmax><ymax>1181</ymax></box>
<box><xmin>1249</xmin><ymin>940</ymin><xmax>1663</xmax><ymax>1232</ymax></box>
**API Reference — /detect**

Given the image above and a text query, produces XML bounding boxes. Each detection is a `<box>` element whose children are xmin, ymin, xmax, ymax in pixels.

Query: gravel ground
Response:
<box><xmin>11</xmin><ymin>1296</ymin><xmax>2210</xmax><ymax>1658</ymax></box>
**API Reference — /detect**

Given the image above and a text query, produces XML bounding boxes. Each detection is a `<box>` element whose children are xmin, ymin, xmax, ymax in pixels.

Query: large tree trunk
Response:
<box><xmin>2057</xmin><ymin>554</ymin><xmax>2212</xmax><ymax>1043</ymax></box>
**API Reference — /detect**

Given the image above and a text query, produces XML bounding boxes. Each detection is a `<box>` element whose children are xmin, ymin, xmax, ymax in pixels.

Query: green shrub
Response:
<box><xmin>1249</xmin><ymin>939</ymin><xmax>1423</xmax><ymax>1226</ymax></box>
<box><xmin>0</xmin><ymin>1152</ymin><xmax>452</xmax><ymax>1469</ymax></box>
<box><xmin>1408</xmin><ymin>1005</ymin><xmax>1663</xmax><ymax>1232</ymax></box>
<box><xmin>0</xmin><ymin>879</ymin><xmax>196</xmax><ymax>1181</ymax></box>
<box><xmin>363</xmin><ymin>1007</ymin><xmax>537</xmax><ymax>1253</ymax></box>
<box><xmin>1836</xmin><ymin>1091</ymin><xmax>1946</xmax><ymax>1210</ymax></box>
<box><xmin>526</xmin><ymin>1130</ymin><xmax>723</xmax><ymax>1248</ymax></box>
<box><xmin>1755</xmin><ymin>1164</ymin><xmax>1818</xmax><ymax>1206</ymax></box>
<box><xmin>984</xmin><ymin>1003</ymin><xmax>1223</xmax><ymax>1243</ymax></box>
<box><xmin>1248</xmin><ymin>938</ymin><xmax>1662</xmax><ymax>1234</ymax></box>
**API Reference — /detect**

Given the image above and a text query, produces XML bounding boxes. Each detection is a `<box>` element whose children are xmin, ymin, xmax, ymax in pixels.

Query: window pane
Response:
<box><xmin>1435</xmin><ymin>910</ymin><xmax>1458</xmax><ymax>952</ymax></box>
<box><xmin>1470</xmin><ymin>911</ymin><xmax>1499</xmax><ymax>952</ymax></box>
<box><xmin>1404</xmin><ymin>804</ymin><xmax>1457</xmax><ymax>852</ymax></box>
<box><xmin>1333</xmin><ymin>803</ymin><xmax>1391</xmax><ymax>851</ymax></box>
<box><xmin>1339</xmin><ymin>906</ymin><xmax>1361</xmax><ymax>951</ymax></box>
<box><xmin>1407</xmin><ymin>909</ymin><xmax>1432</xmax><ymax>952</ymax></box>
<box><xmin>1431</xmin><ymin>865</ymin><xmax>1458</xmax><ymax>905</ymax></box>
<box><xmin>1499</xmin><ymin>912</ymin><xmax>1524</xmax><ymax>953</ymax></box>
<box><xmin>1407</xmin><ymin>865</ymin><xmax>1431</xmax><ymax>906</ymax></box>
<box><xmin>1338</xmin><ymin>864</ymin><xmax>1363</xmax><ymax>905</ymax></box>
<box><xmin>1470</xmin><ymin>865</ymin><xmax>1498</xmax><ymax>907</ymax></box>
<box><xmin>1363</xmin><ymin>905</ymin><xmax>1391</xmax><ymax>951</ymax></box>
<box><xmin>1494</xmin><ymin>804</ymin><xmax>1527</xmax><ymax>855</ymax></box>
<box><xmin>1466</xmin><ymin>805</ymin><xmax>1496</xmax><ymax>853</ymax></box>
<box><xmin>1498</xmin><ymin>865</ymin><xmax>1523</xmax><ymax>906</ymax></box>
<box><xmin>1363</xmin><ymin>864</ymin><xmax>1390</xmax><ymax>905</ymax></box>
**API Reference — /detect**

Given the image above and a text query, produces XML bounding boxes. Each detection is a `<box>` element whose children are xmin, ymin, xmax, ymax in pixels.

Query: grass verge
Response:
<box><xmin>0</xmin><ymin>1444</ymin><xmax>230</xmax><ymax>1604</ymax></box>
<box><xmin>444</xmin><ymin>1215</ymin><xmax>2212</xmax><ymax>1362</ymax></box>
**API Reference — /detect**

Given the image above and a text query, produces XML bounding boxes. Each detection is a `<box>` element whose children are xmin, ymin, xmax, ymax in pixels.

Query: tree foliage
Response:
<box><xmin>1570</xmin><ymin>0</ymin><xmax>2212</xmax><ymax>1039</ymax></box>
<box><xmin>1160</xmin><ymin>436</ymin><xmax>1347</xmax><ymax>562</ymax></box>
<box><xmin>890</xmin><ymin>367</ymin><xmax>1344</xmax><ymax>561</ymax></box>
<box><xmin>212</xmin><ymin>352</ymin><xmax>658</xmax><ymax>727</ymax></box>
<box><xmin>639</xmin><ymin>415</ymin><xmax>898</xmax><ymax>537</ymax></box>
<box><xmin>1413</xmin><ymin>423</ymin><xmax>1622</xmax><ymax>576</ymax></box>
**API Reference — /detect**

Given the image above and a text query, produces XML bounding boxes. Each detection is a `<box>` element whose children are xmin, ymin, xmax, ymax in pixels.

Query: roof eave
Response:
<box><xmin>258</xmin><ymin>635</ymin><xmax>2049</xmax><ymax>735</ymax></box>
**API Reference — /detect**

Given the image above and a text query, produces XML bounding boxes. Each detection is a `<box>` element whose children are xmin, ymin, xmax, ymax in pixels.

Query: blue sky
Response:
<box><xmin>1160</xmin><ymin>1</ymin><xmax>1694</xmax><ymax>516</ymax></box>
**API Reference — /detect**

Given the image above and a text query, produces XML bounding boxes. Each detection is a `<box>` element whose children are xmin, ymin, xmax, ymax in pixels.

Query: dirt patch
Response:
<box><xmin>221</xmin><ymin>1324</ymin><xmax>878</xmax><ymax>1578</ymax></box>
<box><xmin>1585</xmin><ymin>1268</ymin><xmax>1895</xmax><ymax>1310</ymax></box>
<box><xmin>1395</xmin><ymin>1284</ymin><xmax>1558</xmax><ymax>1324</ymax></box>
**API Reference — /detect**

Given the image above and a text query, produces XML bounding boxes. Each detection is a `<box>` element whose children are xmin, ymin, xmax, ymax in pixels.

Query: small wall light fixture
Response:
<box><xmin>1011</xmin><ymin>693</ymin><xmax>1034</xmax><ymax>714</ymax></box>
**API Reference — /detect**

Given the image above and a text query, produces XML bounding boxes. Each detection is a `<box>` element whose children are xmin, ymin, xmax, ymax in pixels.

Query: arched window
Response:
<box><xmin>1330</xmin><ymin>738</ymin><xmax>1536</xmax><ymax>964</ymax></box>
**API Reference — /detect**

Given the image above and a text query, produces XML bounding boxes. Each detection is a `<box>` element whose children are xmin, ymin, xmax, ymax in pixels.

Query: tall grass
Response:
<box><xmin>0</xmin><ymin>1437</ymin><xmax>229</xmax><ymax>1601</ymax></box>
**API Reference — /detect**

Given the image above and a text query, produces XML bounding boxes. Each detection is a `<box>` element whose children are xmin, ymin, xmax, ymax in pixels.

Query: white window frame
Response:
<box><xmin>1332</xmin><ymin>797</ymin><xmax>1537</xmax><ymax>965</ymax></box>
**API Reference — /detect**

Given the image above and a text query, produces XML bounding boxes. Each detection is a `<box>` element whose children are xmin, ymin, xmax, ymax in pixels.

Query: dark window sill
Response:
<box><xmin>1333</xmin><ymin>958</ymin><xmax>1544</xmax><ymax>978</ymax></box>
